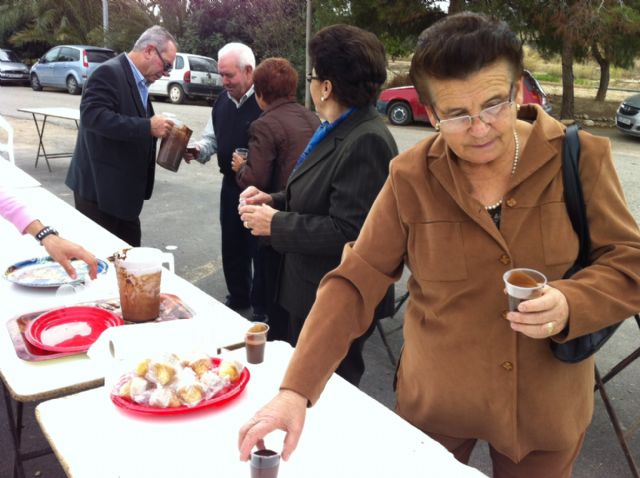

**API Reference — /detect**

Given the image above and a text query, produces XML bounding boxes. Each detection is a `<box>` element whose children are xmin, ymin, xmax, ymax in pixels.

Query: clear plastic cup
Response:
<box><xmin>245</xmin><ymin>322</ymin><xmax>269</xmax><ymax>364</ymax></box>
<box><xmin>250</xmin><ymin>449</ymin><xmax>280</xmax><ymax>478</ymax></box>
<box><xmin>502</xmin><ymin>268</ymin><xmax>547</xmax><ymax>312</ymax></box>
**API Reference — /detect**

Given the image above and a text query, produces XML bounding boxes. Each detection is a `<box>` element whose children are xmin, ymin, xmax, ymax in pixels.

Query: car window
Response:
<box><xmin>0</xmin><ymin>50</ymin><xmax>20</xmax><ymax>62</ymax></box>
<box><xmin>189</xmin><ymin>57</ymin><xmax>217</xmax><ymax>74</ymax></box>
<box><xmin>175</xmin><ymin>55</ymin><xmax>184</xmax><ymax>70</ymax></box>
<box><xmin>86</xmin><ymin>49</ymin><xmax>116</xmax><ymax>63</ymax></box>
<box><xmin>60</xmin><ymin>47</ymin><xmax>80</xmax><ymax>62</ymax></box>
<box><xmin>44</xmin><ymin>47</ymin><xmax>61</xmax><ymax>63</ymax></box>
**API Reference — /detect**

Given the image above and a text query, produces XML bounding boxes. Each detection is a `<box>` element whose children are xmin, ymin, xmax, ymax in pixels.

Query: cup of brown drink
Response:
<box><xmin>502</xmin><ymin>268</ymin><xmax>547</xmax><ymax>312</ymax></box>
<box><xmin>245</xmin><ymin>322</ymin><xmax>269</xmax><ymax>364</ymax></box>
<box><xmin>250</xmin><ymin>449</ymin><xmax>280</xmax><ymax>478</ymax></box>
<box><xmin>113</xmin><ymin>248</ymin><xmax>174</xmax><ymax>323</ymax></box>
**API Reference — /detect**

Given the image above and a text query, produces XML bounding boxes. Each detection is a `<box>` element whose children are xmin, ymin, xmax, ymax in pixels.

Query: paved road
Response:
<box><xmin>1</xmin><ymin>85</ymin><xmax>639</xmax><ymax>477</ymax></box>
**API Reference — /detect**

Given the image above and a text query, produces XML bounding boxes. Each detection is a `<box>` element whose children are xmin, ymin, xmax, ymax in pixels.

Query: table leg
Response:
<box><xmin>595</xmin><ymin>366</ymin><xmax>640</xmax><ymax>478</ymax></box>
<box><xmin>1</xmin><ymin>381</ymin><xmax>26</xmax><ymax>478</ymax></box>
<box><xmin>31</xmin><ymin>113</ymin><xmax>52</xmax><ymax>173</ymax></box>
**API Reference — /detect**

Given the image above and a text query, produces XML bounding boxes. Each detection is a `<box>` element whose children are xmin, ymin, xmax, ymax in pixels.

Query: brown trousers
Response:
<box><xmin>428</xmin><ymin>431</ymin><xmax>585</xmax><ymax>478</ymax></box>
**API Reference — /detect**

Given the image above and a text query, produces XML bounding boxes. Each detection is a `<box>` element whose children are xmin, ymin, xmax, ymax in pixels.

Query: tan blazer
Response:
<box><xmin>281</xmin><ymin>105</ymin><xmax>640</xmax><ymax>461</ymax></box>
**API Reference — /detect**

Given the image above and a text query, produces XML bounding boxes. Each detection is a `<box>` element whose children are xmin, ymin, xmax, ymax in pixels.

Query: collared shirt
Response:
<box><xmin>196</xmin><ymin>86</ymin><xmax>256</xmax><ymax>163</ymax></box>
<box><xmin>125</xmin><ymin>54</ymin><xmax>149</xmax><ymax>112</ymax></box>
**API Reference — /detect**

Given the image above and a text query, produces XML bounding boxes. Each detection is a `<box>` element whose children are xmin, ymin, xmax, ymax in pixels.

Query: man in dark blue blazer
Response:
<box><xmin>65</xmin><ymin>26</ymin><xmax>177</xmax><ymax>246</ymax></box>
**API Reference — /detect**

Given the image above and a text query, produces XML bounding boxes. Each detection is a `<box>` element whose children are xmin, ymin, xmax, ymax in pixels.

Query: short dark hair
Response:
<box><xmin>310</xmin><ymin>24</ymin><xmax>387</xmax><ymax>108</ymax></box>
<box><xmin>253</xmin><ymin>58</ymin><xmax>298</xmax><ymax>103</ymax></box>
<box><xmin>410</xmin><ymin>12</ymin><xmax>523</xmax><ymax>105</ymax></box>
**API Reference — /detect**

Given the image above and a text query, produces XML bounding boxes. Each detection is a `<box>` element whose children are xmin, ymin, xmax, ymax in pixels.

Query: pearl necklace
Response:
<box><xmin>484</xmin><ymin>130</ymin><xmax>520</xmax><ymax>211</ymax></box>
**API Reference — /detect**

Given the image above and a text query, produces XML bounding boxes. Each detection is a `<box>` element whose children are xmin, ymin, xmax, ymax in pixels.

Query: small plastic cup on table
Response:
<box><xmin>250</xmin><ymin>449</ymin><xmax>280</xmax><ymax>478</ymax></box>
<box><xmin>502</xmin><ymin>268</ymin><xmax>547</xmax><ymax>312</ymax></box>
<box><xmin>245</xmin><ymin>322</ymin><xmax>269</xmax><ymax>364</ymax></box>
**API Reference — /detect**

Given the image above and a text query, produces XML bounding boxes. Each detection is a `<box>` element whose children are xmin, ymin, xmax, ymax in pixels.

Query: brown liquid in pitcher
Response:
<box><xmin>507</xmin><ymin>270</ymin><xmax>540</xmax><ymax>288</ymax></box>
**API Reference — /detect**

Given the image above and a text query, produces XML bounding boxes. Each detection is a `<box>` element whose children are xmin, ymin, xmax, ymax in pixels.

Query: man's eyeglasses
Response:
<box><xmin>306</xmin><ymin>74</ymin><xmax>320</xmax><ymax>83</ymax></box>
<box><xmin>153</xmin><ymin>46</ymin><xmax>173</xmax><ymax>73</ymax></box>
<box><xmin>433</xmin><ymin>85</ymin><xmax>516</xmax><ymax>133</ymax></box>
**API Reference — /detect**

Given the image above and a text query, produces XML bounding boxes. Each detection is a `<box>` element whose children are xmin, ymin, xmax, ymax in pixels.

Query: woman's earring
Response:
<box><xmin>321</xmin><ymin>97</ymin><xmax>326</xmax><ymax>102</ymax></box>
<box><xmin>434</xmin><ymin>123</ymin><xmax>440</xmax><ymax>132</ymax></box>
<box><xmin>516</xmin><ymin>103</ymin><xmax>521</xmax><ymax>112</ymax></box>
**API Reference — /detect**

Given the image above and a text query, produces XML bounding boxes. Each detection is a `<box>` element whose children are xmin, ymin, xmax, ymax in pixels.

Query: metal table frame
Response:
<box><xmin>2</xmin><ymin>382</ymin><xmax>54</xmax><ymax>478</ymax></box>
<box><xmin>595</xmin><ymin>313</ymin><xmax>640</xmax><ymax>478</ymax></box>
<box><xmin>17</xmin><ymin>107</ymin><xmax>79</xmax><ymax>172</ymax></box>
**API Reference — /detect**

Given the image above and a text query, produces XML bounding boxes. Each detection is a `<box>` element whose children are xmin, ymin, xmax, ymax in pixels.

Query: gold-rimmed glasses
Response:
<box><xmin>433</xmin><ymin>84</ymin><xmax>516</xmax><ymax>133</ymax></box>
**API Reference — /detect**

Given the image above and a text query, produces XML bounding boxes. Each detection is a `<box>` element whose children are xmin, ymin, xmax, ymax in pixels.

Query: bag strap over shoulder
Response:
<box><xmin>562</xmin><ymin>124</ymin><xmax>591</xmax><ymax>276</ymax></box>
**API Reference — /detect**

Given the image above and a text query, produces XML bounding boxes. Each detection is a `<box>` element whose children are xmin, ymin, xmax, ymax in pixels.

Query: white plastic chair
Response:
<box><xmin>0</xmin><ymin>114</ymin><xmax>15</xmax><ymax>164</ymax></box>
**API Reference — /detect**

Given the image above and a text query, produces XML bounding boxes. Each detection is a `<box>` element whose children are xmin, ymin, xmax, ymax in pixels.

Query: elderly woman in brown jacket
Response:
<box><xmin>238</xmin><ymin>13</ymin><xmax>640</xmax><ymax>477</ymax></box>
<box><xmin>231</xmin><ymin>57</ymin><xmax>319</xmax><ymax>333</ymax></box>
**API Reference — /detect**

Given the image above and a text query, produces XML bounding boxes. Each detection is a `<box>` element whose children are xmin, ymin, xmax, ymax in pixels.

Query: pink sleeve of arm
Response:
<box><xmin>0</xmin><ymin>188</ymin><xmax>36</xmax><ymax>234</ymax></box>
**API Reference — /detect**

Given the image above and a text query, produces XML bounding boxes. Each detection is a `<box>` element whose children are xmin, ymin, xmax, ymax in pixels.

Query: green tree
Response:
<box><xmin>589</xmin><ymin>1</ymin><xmax>640</xmax><ymax>101</ymax></box>
<box><xmin>313</xmin><ymin>0</ymin><xmax>445</xmax><ymax>59</ymax></box>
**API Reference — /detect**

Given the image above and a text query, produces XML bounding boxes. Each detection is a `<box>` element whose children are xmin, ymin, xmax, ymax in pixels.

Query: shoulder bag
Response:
<box><xmin>550</xmin><ymin>124</ymin><xmax>622</xmax><ymax>363</ymax></box>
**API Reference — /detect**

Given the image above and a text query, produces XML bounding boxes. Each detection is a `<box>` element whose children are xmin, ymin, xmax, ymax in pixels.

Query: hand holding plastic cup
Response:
<box><xmin>250</xmin><ymin>449</ymin><xmax>280</xmax><ymax>478</ymax></box>
<box><xmin>245</xmin><ymin>322</ymin><xmax>269</xmax><ymax>364</ymax></box>
<box><xmin>502</xmin><ymin>268</ymin><xmax>547</xmax><ymax>312</ymax></box>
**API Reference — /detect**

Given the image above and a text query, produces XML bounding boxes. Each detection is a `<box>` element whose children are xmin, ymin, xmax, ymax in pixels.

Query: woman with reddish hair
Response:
<box><xmin>231</xmin><ymin>57</ymin><xmax>319</xmax><ymax>335</ymax></box>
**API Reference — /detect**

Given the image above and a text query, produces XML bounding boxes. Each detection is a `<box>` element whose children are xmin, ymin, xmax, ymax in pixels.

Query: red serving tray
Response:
<box><xmin>7</xmin><ymin>294</ymin><xmax>194</xmax><ymax>362</ymax></box>
<box><xmin>111</xmin><ymin>357</ymin><xmax>250</xmax><ymax>415</ymax></box>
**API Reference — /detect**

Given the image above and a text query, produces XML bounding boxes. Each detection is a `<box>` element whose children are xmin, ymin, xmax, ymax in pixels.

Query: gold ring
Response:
<box><xmin>244</xmin><ymin>221</ymin><xmax>250</xmax><ymax>229</ymax></box>
<box><xmin>545</xmin><ymin>321</ymin><xmax>555</xmax><ymax>335</ymax></box>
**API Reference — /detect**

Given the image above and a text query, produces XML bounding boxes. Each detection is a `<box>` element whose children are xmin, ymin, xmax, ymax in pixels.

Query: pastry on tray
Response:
<box><xmin>116</xmin><ymin>353</ymin><xmax>244</xmax><ymax>408</ymax></box>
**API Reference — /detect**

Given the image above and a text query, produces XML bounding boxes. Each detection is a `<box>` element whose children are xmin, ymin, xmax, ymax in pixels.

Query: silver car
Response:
<box><xmin>0</xmin><ymin>49</ymin><xmax>30</xmax><ymax>85</ymax></box>
<box><xmin>30</xmin><ymin>45</ymin><xmax>116</xmax><ymax>95</ymax></box>
<box><xmin>148</xmin><ymin>52</ymin><xmax>223</xmax><ymax>104</ymax></box>
<box><xmin>615</xmin><ymin>94</ymin><xmax>640</xmax><ymax>137</ymax></box>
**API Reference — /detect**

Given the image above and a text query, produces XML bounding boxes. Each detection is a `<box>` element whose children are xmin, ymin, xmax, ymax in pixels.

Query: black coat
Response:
<box><xmin>66</xmin><ymin>53</ymin><xmax>156</xmax><ymax>221</ymax></box>
<box><xmin>271</xmin><ymin>106</ymin><xmax>398</xmax><ymax>319</ymax></box>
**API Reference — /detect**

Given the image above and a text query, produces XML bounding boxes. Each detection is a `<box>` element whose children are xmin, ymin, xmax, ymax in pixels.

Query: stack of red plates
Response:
<box><xmin>24</xmin><ymin>305</ymin><xmax>123</xmax><ymax>353</ymax></box>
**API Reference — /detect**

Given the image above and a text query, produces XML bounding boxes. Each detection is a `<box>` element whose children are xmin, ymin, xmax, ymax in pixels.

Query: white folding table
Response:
<box><xmin>17</xmin><ymin>107</ymin><xmax>80</xmax><ymax>172</ymax></box>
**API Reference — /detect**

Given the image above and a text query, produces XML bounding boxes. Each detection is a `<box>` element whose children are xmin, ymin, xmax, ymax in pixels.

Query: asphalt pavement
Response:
<box><xmin>0</xmin><ymin>85</ymin><xmax>639</xmax><ymax>477</ymax></box>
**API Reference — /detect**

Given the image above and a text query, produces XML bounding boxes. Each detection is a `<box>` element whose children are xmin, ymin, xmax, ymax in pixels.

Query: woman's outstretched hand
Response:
<box><xmin>238</xmin><ymin>389</ymin><xmax>307</xmax><ymax>462</ymax></box>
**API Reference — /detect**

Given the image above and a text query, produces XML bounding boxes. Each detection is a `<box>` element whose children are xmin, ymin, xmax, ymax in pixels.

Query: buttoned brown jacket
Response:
<box><xmin>282</xmin><ymin>105</ymin><xmax>640</xmax><ymax>461</ymax></box>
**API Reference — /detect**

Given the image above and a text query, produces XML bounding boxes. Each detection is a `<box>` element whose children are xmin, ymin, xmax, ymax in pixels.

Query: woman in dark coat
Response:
<box><xmin>238</xmin><ymin>25</ymin><xmax>397</xmax><ymax>385</ymax></box>
<box><xmin>231</xmin><ymin>57</ymin><xmax>319</xmax><ymax>334</ymax></box>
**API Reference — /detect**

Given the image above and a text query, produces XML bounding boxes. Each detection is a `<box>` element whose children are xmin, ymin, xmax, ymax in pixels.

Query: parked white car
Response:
<box><xmin>615</xmin><ymin>93</ymin><xmax>640</xmax><ymax>138</ymax></box>
<box><xmin>149</xmin><ymin>52</ymin><xmax>222</xmax><ymax>104</ymax></box>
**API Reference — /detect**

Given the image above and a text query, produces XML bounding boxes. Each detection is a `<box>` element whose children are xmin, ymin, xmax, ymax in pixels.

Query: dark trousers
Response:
<box><xmin>219</xmin><ymin>175</ymin><xmax>265</xmax><ymax>312</ymax></box>
<box><xmin>74</xmin><ymin>192</ymin><xmax>141</xmax><ymax>246</ymax></box>
<box><xmin>262</xmin><ymin>245</ymin><xmax>288</xmax><ymax>341</ymax></box>
<box><xmin>287</xmin><ymin>311</ymin><xmax>376</xmax><ymax>387</ymax></box>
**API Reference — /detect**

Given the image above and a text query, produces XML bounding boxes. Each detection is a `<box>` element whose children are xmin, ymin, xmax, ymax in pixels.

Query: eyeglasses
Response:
<box><xmin>433</xmin><ymin>85</ymin><xmax>516</xmax><ymax>133</ymax></box>
<box><xmin>153</xmin><ymin>46</ymin><xmax>173</xmax><ymax>73</ymax></box>
<box><xmin>306</xmin><ymin>74</ymin><xmax>320</xmax><ymax>83</ymax></box>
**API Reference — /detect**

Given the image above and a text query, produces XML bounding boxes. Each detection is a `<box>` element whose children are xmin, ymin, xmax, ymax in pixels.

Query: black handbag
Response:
<box><xmin>550</xmin><ymin>124</ymin><xmax>622</xmax><ymax>362</ymax></box>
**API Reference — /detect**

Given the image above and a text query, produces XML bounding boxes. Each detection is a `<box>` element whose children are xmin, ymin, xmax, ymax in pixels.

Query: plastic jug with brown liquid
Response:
<box><xmin>156</xmin><ymin>113</ymin><xmax>192</xmax><ymax>172</ymax></box>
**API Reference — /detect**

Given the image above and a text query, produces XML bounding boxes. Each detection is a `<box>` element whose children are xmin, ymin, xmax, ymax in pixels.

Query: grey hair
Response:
<box><xmin>133</xmin><ymin>25</ymin><xmax>178</xmax><ymax>53</ymax></box>
<box><xmin>218</xmin><ymin>42</ymin><xmax>255</xmax><ymax>69</ymax></box>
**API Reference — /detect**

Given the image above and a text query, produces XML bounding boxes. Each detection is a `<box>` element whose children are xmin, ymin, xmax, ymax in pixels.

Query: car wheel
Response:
<box><xmin>388</xmin><ymin>101</ymin><xmax>412</xmax><ymax>126</ymax></box>
<box><xmin>168</xmin><ymin>84</ymin><xmax>185</xmax><ymax>104</ymax></box>
<box><xmin>66</xmin><ymin>76</ymin><xmax>80</xmax><ymax>95</ymax></box>
<box><xmin>30</xmin><ymin>74</ymin><xmax>43</xmax><ymax>91</ymax></box>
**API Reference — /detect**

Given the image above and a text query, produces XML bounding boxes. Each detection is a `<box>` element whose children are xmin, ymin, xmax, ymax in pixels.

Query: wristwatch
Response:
<box><xmin>35</xmin><ymin>226</ymin><xmax>59</xmax><ymax>244</ymax></box>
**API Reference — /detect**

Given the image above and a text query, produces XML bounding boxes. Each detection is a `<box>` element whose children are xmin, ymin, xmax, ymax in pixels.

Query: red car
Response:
<box><xmin>376</xmin><ymin>70</ymin><xmax>552</xmax><ymax>126</ymax></box>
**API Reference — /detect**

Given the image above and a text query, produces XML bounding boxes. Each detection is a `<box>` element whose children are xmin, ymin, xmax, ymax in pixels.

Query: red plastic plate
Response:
<box><xmin>110</xmin><ymin>357</ymin><xmax>250</xmax><ymax>415</ymax></box>
<box><xmin>24</xmin><ymin>306</ymin><xmax>123</xmax><ymax>353</ymax></box>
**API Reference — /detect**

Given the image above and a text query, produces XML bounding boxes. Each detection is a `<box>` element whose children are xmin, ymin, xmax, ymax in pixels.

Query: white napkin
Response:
<box><xmin>88</xmin><ymin>318</ymin><xmax>225</xmax><ymax>393</ymax></box>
